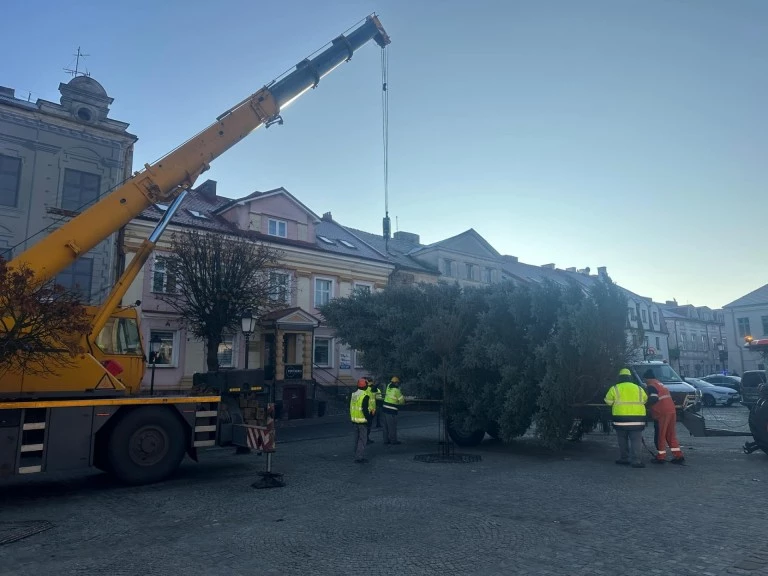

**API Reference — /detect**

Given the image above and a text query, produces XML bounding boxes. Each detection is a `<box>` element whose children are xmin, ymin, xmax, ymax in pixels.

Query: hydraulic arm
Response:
<box><xmin>9</xmin><ymin>15</ymin><xmax>390</xmax><ymax>284</ymax></box>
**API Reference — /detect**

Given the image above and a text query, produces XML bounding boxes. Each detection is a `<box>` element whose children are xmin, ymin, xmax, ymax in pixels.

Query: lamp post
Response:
<box><xmin>149</xmin><ymin>334</ymin><xmax>162</xmax><ymax>396</ymax></box>
<box><xmin>717</xmin><ymin>342</ymin><xmax>728</xmax><ymax>374</ymax></box>
<box><xmin>241</xmin><ymin>310</ymin><xmax>256</xmax><ymax>369</ymax></box>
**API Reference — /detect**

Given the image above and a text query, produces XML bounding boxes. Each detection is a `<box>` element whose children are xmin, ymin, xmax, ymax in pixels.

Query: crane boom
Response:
<box><xmin>9</xmin><ymin>15</ymin><xmax>390</xmax><ymax>284</ymax></box>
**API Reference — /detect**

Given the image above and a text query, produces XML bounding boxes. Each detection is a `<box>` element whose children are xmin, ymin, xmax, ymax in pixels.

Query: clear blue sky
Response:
<box><xmin>4</xmin><ymin>0</ymin><xmax>767</xmax><ymax>308</ymax></box>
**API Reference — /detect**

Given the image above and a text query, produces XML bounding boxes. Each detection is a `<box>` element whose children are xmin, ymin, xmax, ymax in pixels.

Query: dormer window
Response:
<box><xmin>188</xmin><ymin>209</ymin><xmax>208</xmax><ymax>219</ymax></box>
<box><xmin>156</xmin><ymin>203</ymin><xmax>169</xmax><ymax>211</ymax></box>
<box><xmin>318</xmin><ymin>235</ymin><xmax>335</xmax><ymax>245</ymax></box>
<box><xmin>268</xmin><ymin>218</ymin><xmax>287</xmax><ymax>238</ymax></box>
<box><xmin>339</xmin><ymin>239</ymin><xmax>356</xmax><ymax>249</ymax></box>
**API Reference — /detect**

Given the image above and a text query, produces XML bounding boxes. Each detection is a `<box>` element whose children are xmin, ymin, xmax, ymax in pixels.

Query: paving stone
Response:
<box><xmin>0</xmin><ymin>408</ymin><xmax>766</xmax><ymax>575</ymax></box>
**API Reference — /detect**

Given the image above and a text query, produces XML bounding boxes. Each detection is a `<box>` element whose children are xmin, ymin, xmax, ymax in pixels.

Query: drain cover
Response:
<box><xmin>0</xmin><ymin>521</ymin><xmax>54</xmax><ymax>545</ymax></box>
<box><xmin>414</xmin><ymin>453</ymin><xmax>482</xmax><ymax>464</ymax></box>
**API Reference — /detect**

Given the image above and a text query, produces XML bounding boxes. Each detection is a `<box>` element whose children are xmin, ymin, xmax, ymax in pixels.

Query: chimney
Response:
<box><xmin>582</xmin><ymin>267</ymin><xmax>591</xmax><ymax>275</ymax></box>
<box><xmin>393</xmin><ymin>231</ymin><xmax>420</xmax><ymax>244</ymax></box>
<box><xmin>541</xmin><ymin>263</ymin><xmax>555</xmax><ymax>270</ymax></box>
<box><xmin>566</xmin><ymin>267</ymin><xmax>576</xmax><ymax>272</ymax></box>
<box><xmin>665</xmin><ymin>300</ymin><xmax>677</xmax><ymax>306</ymax></box>
<box><xmin>322</xmin><ymin>211</ymin><xmax>333</xmax><ymax>222</ymax></box>
<box><xmin>597</xmin><ymin>266</ymin><xmax>608</xmax><ymax>278</ymax></box>
<box><xmin>196</xmin><ymin>179</ymin><xmax>217</xmax><ymax>201</ymax></box>
<box><xmin>0</xmin><ymin>86</ymin><xmax>14</xmax><ymax>98</ymax></box>
<box><xmin>503</xmin><ymin>255</ymin><xmax>518</xmax><ymax>263</ymax></box>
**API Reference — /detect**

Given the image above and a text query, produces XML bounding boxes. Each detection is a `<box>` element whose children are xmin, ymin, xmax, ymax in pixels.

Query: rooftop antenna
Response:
<box><xmin>64</xmin><ymin>47</ymin><xmax>91</xmax><ymax>78</ymax></box>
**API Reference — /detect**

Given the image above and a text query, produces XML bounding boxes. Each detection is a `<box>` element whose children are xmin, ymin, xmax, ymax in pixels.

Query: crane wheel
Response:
<box><xmin>107</xmin><ymin>407</ymin><xmax>187</xmax><ymax>485</ymax></box>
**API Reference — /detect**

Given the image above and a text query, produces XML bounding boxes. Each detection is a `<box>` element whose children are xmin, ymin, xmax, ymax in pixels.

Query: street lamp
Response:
<box><xmin>241</xmin><ymin>310</ymin><xmax>256</xmax><ymax>369</ymax></box>
<box><xmin>149</xmin><ymin>334</ymin><xmax>162</xmax><ymax>396</ymax></box>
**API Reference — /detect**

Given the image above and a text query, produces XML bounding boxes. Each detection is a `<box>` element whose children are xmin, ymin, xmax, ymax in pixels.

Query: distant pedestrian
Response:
<box><xmin>604</xmin><ymin>368</ymin><xmax>648</xmax><ymax>468</ymax></box>
<box><xmin>350</xmin><ymin>378</ymin><xmax>372</xmax><ymax>463</ymax></box>
<box><xmin>643</xmin><ymin>369</ymin><xmax>685</xmax><ymax>464</ymax></box>
<box><xmin>364</xmin><ymin>377</ymin><xmax>376</xmax><ymax>444</ymax></box>
<box><xmin>370</xmin><ymin>378</ymin><xmax>383</xmax><ymax>428</ymax></box>
<box><xmin>382</xmin><ymin>376</ymin><xmax>405</xmax><ymax>445</ymax></box>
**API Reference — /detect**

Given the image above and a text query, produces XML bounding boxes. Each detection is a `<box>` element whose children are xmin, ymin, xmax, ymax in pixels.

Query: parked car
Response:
<box><xmin>701</xmin><ymin>374</ymin><xmax>742</xmax><ymax>393</ymax></box>
<box><xmin>740</xmin><ymin>370</ymin><xmax>767</xmax><ymax>407</ymax></box>
<box><xmin>685</xmin><ymin>377</ymin><xmax>740</xmax><ymax>407</ymax></box>
<box><xmin>630</xmin><ymin>361</ymin><xmax>701</xmax><ymax>412</ymax></box>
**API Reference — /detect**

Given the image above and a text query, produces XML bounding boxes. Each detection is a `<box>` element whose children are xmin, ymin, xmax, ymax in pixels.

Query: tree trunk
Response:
<box><xmin>206</xmin><ymin>336</ymin><xmax>221</xmax><ymax>372</ymax></box>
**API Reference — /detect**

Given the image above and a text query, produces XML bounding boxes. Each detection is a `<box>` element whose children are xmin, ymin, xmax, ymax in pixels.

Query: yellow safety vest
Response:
<box><xmin>383</xmin><ymin>384</ymin><xmax>405</xmax><ymax>412</ymax></box>
<box><xmin>350</xmin><ymin>390</ymin><xmax>367</xmax><ymax>424</ymax></box>
<box><xmin>604</xmin><ymin>381</ymin><xmax>648</xmax><ymax>430</ymax></box>
<box><xmin>365</xmin><ymin>387</ymin><xmax>376</xmax><ymax>414</ymax></box>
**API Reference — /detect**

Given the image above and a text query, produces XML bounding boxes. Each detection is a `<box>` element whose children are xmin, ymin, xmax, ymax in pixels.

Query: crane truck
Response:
<box><xmin>0</xmin><ymin>15</ymin><xmax>391</xmax><ymax>485</ymax></box>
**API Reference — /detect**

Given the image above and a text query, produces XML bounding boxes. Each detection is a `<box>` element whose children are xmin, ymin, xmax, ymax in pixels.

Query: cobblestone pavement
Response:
<box><xmin>1</xmin><ymin>408</ymin><xmax>767</xmax><ymax>576</ymax></box>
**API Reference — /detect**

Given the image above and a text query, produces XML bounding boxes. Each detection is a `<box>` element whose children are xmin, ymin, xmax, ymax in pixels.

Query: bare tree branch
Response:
<box><xmin>160</xmin><ymin>229</ymin><xmax>289</xmax><ymax>372</ymax></box>
<box><xmin>0</xmin><ymin>257</ymin><xmax>91</xmax><ymax>376</ymax></box>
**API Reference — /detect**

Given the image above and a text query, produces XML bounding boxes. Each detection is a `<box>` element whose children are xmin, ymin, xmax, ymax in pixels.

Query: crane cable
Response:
<box><xmin>381</xmin><ymin>45</ymin><xmax>389</xmax><ymax>242</ymax></box>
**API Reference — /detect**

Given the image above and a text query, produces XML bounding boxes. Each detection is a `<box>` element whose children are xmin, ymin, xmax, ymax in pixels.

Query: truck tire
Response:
<box><xmin>446</xmin><ymin>423</ymin><xmax>486</xmax><ymax>447</ymax></box>
<box><xmin>107</xmin><ymin>407</ymin><xmax>187</xmax><ymax>485</ymax></box>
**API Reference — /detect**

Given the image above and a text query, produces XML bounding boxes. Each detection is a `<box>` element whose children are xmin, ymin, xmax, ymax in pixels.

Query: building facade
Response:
<box><xmin>121</xmin><ymin>181</ymin><xmax>394</xmax><ymax>417</ymax></box>
<box><xmin>0</xmin><ymin>76</ymin><xmax>137</xmax><ymax>303</ymax></box>
<box><xmin>660</xmin><ymin>302</ymin><xmax>727</xmax><ymax>377</ymax></box>
<box><xmin>722</xmin><ymin>284</ymin><xmax>768</xmax><ymax>375</ymax></box>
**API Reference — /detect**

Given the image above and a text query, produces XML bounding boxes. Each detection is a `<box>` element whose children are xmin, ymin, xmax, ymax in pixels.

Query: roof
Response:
<box><xmin>723</xmin><ymin>284</ymin><xmax>768</xmax><ymax>308</ymax></box>
<box><xmin>343</xmin><ymin>227</ymin><xmax>438</xmax><ymax>274</ymax></box>
<box><xmin>133</xmin><ymin>183</ymin><xmax>391</xmax><ymax>265</ymax></box>
<box><xmin>213</xmin><ymin>187</ymin><xmax>320</xmax><ymax>222</ymax></box>
<box><xmin>412</xmin><ymin>228</ymin><xmax>501</xmax><ymax>259</ymax></box>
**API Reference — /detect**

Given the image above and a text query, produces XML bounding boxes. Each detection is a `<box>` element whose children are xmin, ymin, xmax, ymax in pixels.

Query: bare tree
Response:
<box><xmin>162</xmin><ymin>230</ymin><xmax>287</xmax><ymax>372</ymax></box>
<box><xmin>0</xmin><ymin>257</ymin><xmax>91</xmax><ymax>376</ymax></box>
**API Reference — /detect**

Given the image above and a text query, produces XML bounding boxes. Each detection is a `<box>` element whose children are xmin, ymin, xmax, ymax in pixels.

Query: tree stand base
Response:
<box><xmin>251</xmin><ymin>471</ymin><xmax>285</xmax><ymax>489</ymax></box>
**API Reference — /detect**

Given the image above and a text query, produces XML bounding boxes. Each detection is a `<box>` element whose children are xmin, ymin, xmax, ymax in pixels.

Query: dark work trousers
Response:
<box><xmin>354</xmin><ymin>424</ymin><xmax>367</xmax><ymax>461</ymax></box>
<box><xmin>616</xmin><ymin>428</ymin><xmax>643</xmax><ymax>464</ymax></box>
<box><xmin>383</xmin><ymin>411</ymin><xmax>398</xmax><ymax>444</ymax></box>
<box><xmin>366</xmin><ymin>417</ymin><xmax>373</xmax><ymax>441</ymax></box>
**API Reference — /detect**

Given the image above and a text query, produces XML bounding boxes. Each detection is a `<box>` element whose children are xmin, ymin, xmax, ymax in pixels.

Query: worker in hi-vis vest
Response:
<box><xmin>382</xmin><ymin>376</ymin><xmax>405</xmax><ymax>445</ymax></box>
<box><xmin>350</xmin><ymin>378</ymin><xmax>372</xmax><ymax>463</ymax></box>
<box><xmin>604</xmin><ymin>368</ymin><xmax>648</xmax><ymax>468</ymax></box>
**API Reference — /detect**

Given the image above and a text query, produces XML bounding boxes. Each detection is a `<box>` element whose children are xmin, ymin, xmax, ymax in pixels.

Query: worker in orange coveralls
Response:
<box><xmin>643</xmin><ymin>369</ymin><xmax>685</xmax><ymax>464</ymax></box>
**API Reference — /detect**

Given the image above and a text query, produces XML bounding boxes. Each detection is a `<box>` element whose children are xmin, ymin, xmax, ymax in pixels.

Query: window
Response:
<box><xmin>149</xmin><ymin>330</ymin><xmax>177</xmax><ymax>366</ymax></box>
<box><xmin>269</xmin><ymin>271</ymin><xmax>290</xmax><ymax>303</ymax></box>
<box><xmin>465</xmin><ymin>263</ymin><xmax>474</xmax><ymax>280</ymax></box>
<box><xmin>644</xmin><ymin>336</ymin><xmax>649</xmax><ymax>348</ymax></box>
<box><xmin>188</xmin><ymin>209</ymin><xmax>208</xmax><ymax>219</ymax></box>
<box><xmin>628</xmin><ymin>308</ymin><xmax>636</xmax><ymax>321</ymax></box>
<box><xmin>152</xmin><ymin>256</ymin><xmax>177</xmax><ymax>294</ymax></box>
<box><xmin>268</xmin><ymin>218</ymin><xmax>287</xmax><ymax>238</ymax></box>
<box><xmin>217</xmin><ymin>335</ymin><xmax>235</xmax><ymax>368</ymax></box>
<box><xmin>652</xmin><ymin>311</ymin><xmax>658</xmax><ymax>325</ymax></box>
<box><xmin>95</xmin><ymin>317</ymin><xmax>142</xmax><ymax>355</ymax></box>
<box><xmin>0</xmin><ymin>154</ymin><xmax>21</xmax><ymax>207</ymax></box>
<box><xmin>313</xmin><ymin>337</ymin><xmax>332</xmax><ymax>367</ymax></box>
<box><xmin>56</xmin><ymin>257</ymin><xmax>93</xmax><ymax>300</ymax></box>
<box><xmin>61</xmin><ymin>168</ymin><xmax>100</xmax><ymax>211</ymax></box>
<box><xmin>314</xmin><ymin>278</ymin><xmax>333</xmax><ymax>307</ymax></box>
<box><xmin>354</xmin><ymin>282</ymin><xmax>372</xmax><ymax>295</ymax></box>
<box><xmin>737</xmin><ymin>317</ymin><xmax>751</xmax><ymax>338</ymax></box>
<box><xmin>655</xmin><ymin>337</ymin><xmax>660</xmax><ymax>350</ymax></box>
<box><xmin>442</xmin><ymin>259</ymin><xmax>453</xmax><ymax>277</ymax></box>
<box><xmin>317</xmin><ymin>235</ymin><xmax>335</xmax><ymax>245</ymax></box>
<box><xmin>762</xmin><ymin>316</ymin><xmax>768</xmax><ymax>336</ymax></box>
<box><xmin>680</xmin><ymin>333</ymin><xmax>686</xmax><ymax>350</ymax></box>
<box><xmin>339</xmin><ymin>239</ymin><xmax>356</xmax><ymax>249</ymax></box>
<box><xmin>641</xmin><ymin>309</ymin><xmax>647</xmax><ymax>323</ymax></box>
<box><xmin>155</xmin><ymin>203</ymin><xmax>169</xmax><ymax>211</ymax></box>
<box><xmin>482</xmin><ymin>268</ymin><xmax>492</xmax><ymax>283</ymax></box>
<box><xmin>354</xmin><ymin>349</ymin><xmax>365</xmax><ymax>369</ymax></box>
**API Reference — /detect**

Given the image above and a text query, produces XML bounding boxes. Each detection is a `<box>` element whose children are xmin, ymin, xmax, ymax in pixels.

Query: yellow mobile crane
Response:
<box><xmin>0</xmin><ymin>15</ymin><xmax>390</xmax><ymax>484</ymax></box>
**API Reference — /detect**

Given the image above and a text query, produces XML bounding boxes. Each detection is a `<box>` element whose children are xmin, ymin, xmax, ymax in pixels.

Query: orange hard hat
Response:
<box><xmin>357</xmin><ymin>378</ymin><xmax>368</xmax><ymax>389</ymax></box>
